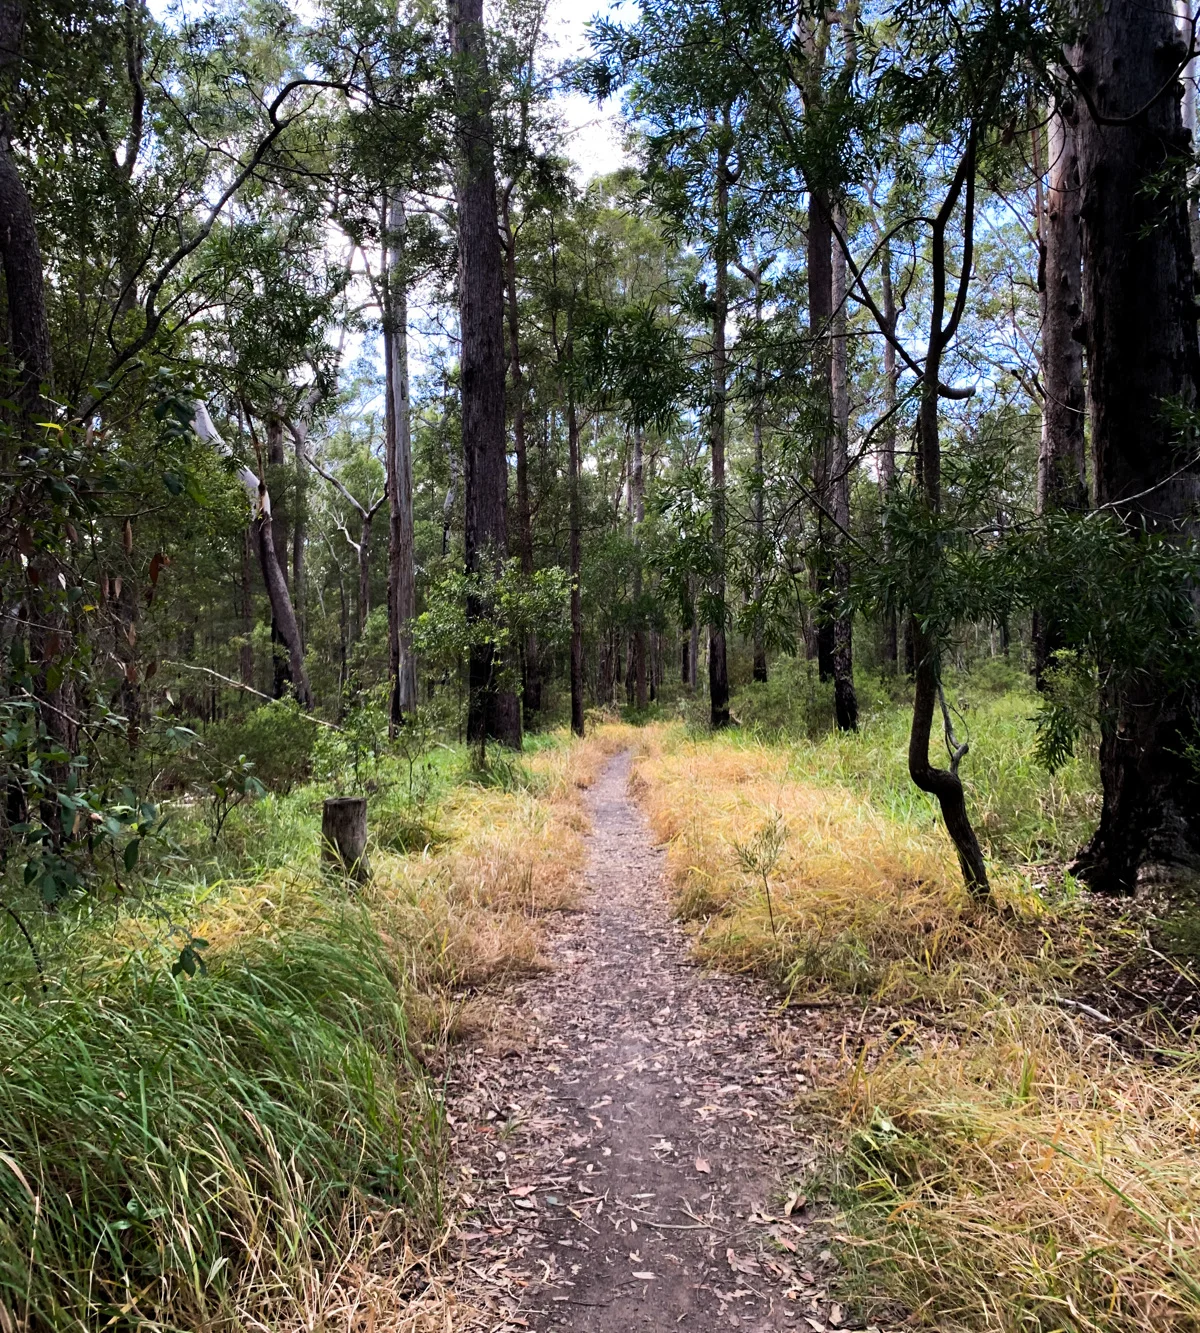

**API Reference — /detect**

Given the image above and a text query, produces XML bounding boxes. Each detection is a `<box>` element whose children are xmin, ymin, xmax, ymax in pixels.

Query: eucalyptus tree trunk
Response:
<box><xmin>385</xmin><ymin>188</ymin><xmax>418</xmax><ymax>730</ymax></box>
<box><xmin>502</xmin><ymin>187</ymin><xmax>540</xmax><ymax>721</ymax></box>
<box><xmin>749</xmin><ymin>266</ymin><xmax>768</xmax><ymax>683</ymax></box>
<box><xmin>808</xmin><ymin>189</ymin><xmax>836</xmax><ymax>683</ymax></box>
<box><xmin>1071</xmin><ymin>0</ymin><xmax>1200</xmax><ymax>891</ymax></box>
<box><xmin>567</xmin><ymin>381</ymin><xmax>584</xmax><ymax>737</ymax></box>
<box><xmin>830</xmin><ymin>203</ymin><xmax>858</xmax><ymax>731</ymax></box>
<box><xmin>630</xmin><ymin>425</ymin><xmax>648</xmax><ymax>711</ymax></box>
<box><xmin>192</xmin><ymin>405</ymin><xmax>312</xmax><ymax>709</ymax></box>
<box><xmin>708</xmin><ymin>126</ymin><xmax>731</xmax><ymax>729</ymax></box>
<box><xmin>879</xmin><ymin>238</ymin><xmax>899</xmax><ymax>671</ymax></box>
<box><xmin>451</xmin><ymin>0</ymin><xmax>521</xmax><ymax>750</ymax></box>
<box><xmin>1033</xmin><ymin>104</ymin><xmax>1088</xmax><ymax>686</ymax></box>
<box><xmin>240</xmin><ymin>527</ymin><xmax>255</xmax><ymax>687</ymax></box>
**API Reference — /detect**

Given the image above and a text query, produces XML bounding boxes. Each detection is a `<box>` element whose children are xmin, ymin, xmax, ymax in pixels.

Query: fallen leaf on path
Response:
<box><xmin>632</xmin><ymin>1272</ymin><xmax>655</xmax><ymax>1280</ymax></box>
<box><xmin>694</xmin><ymin>1156</ymin><xmax>711</xmax><ymax>1173</ymax></box>
<box><xmin>784</xmin><ymin>1190</ymin><xmax>807</xmax><ymax>1216</ymax></box>
<box><xmin>726</xmin><ymin>1248</ymin><xmax>761</xmax><ymax>1275</ymax></box>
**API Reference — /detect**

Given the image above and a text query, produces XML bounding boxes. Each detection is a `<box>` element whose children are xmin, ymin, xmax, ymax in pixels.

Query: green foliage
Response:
<box><xmin>732</xmin><ymin>655</ymin><xmax>836</xmax><ymax>739</ymax></box>
<box><xmin>0</xmin><ymin>899</ymin><xmax>442</xmax><ymax>1328</ymax></box>
<box><xmin>204</xmin><ymin>698</ymin><xmax>317</xmax><ymax>794</ymax></box>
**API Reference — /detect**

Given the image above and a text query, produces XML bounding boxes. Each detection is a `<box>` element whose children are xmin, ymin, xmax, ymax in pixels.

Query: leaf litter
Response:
<box><xmin>446</xmin><ymin>752</ymin><xmax>896</xmax><ymax>1332</ymax></box>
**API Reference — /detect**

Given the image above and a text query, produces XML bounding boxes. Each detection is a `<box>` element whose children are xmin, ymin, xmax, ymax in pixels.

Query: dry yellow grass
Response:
<box><xmin>628</xmin><ymin>723</ymin><xmax>1072</xmax><ymax>1003</ymax></box>
<box><xmin>623</xmin><ymin>721</ymin><xmax>1200</xmax><ymax>1332</ymax></box>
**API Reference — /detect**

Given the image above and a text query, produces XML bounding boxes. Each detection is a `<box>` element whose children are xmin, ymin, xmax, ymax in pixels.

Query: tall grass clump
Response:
<box><xmin>0</xmin><ymin>897</ymin><xmax>443</xmax><ymax>1331</ymax></box>
<box><xmin>832</xmin><ymin>1003</ymin><xmax>1200</xmax><ymax>1331</ymax></box>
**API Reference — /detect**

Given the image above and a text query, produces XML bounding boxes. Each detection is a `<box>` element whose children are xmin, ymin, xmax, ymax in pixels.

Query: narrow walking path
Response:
<box><xmin>448</xmin><ymin>751</ymin><xmax>860</xmax><ymax>1332</ymax></box>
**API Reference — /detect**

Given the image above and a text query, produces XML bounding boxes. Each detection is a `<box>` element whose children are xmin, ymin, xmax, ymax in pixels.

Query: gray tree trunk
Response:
<box><xmin>322</xmin><ymin>796</ymin><xmax>369</xmax><ymax>881</ymax></box>
<box><xmin>830</xmin><ymin>203</ymin><xmax>857</xmax><ymax>730</ymax></box>
<box><xmin>708</xmin><ymin>122</ymin><xmax>731</xmax><ymax>728</ymax></box>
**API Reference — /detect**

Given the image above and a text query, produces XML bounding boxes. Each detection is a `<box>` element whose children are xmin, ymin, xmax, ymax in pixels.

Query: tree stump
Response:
<box><xmin>322</xmin><ymin>796</ymin><xmax>370</xmax><ymax>881</ymax></box>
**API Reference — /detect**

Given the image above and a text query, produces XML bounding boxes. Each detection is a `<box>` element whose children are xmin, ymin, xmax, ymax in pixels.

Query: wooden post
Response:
<box><xmin>322</xmin><ymin>796</ymin><xmax>369</xmax><ymax>881</ymax></box>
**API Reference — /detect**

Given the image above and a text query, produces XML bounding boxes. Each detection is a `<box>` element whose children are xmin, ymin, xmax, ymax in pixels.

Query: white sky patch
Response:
<box><xmin>543</xmin><ymin>0</ymin><xmax>632</xmax><ymax>181</ymax></box>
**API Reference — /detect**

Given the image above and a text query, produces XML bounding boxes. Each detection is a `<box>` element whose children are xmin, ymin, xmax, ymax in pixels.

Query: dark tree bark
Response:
<box><xmin>1070</xmin><ymin>0</ymin><xmax>1200</xmax><ymax>890</ymax></box>
<box><xmin>384</xmin><ymin>188</ymin><xmax>417</xmax><ymax>730</ymax></box>
<box><xmin>708</xmin><ymin>123</ymin><xmax>731</xmax><ymax>728</ymax></box>
<box><xmin>501</xmin><ymin>184</ymin><xmax>540</xmax><ymax>721</ymax></box>
<box><xmin>808</xmin><ymin>190</ymin><xmax>836</xmax><ymax>685</ymax></box>
<box><xmin>568</xmin><ymin>380</ymin><xmax>584</xmax><ymax>737</ymax></box>
<box><xmin>878</xmin><ymin>236</ymin><xmax>899</xmax><ymax>672</ymax></box>
<box><xmin>1034</xmin><ymin>103</ymin><xmax>1088</xmax><ymax>686</ymax></box>
<box><xmin>630</xmin><ymin>425</ymin><xmax>648</xmax><ymax>711</ymax></box>
<box><xmin>0</xmin><ymin>0</ymin><xmax>51</xmax><ymax>422</ymax></box>
<box><xmin>450</xmin><ymin>0</ymin><xmax>521</xmax><ymax>750</ymax></box>
<box><xmin>908</xmin><ymin>137</ymin><xmax>990</xmax><ymax>899</ymax></box>
<box><xmin>742</xmin><ymin>261</ymin><xmax>769</xmax><ymax>684</ymax></box>
<box><xmin>322</xmin><ymin>796</ymin><xmax>369</xmax><ymax>881</ymax></box>
<box><xmin>830</xmin><ymin>202</ymin><xmax>858</xmax><ymax>731</ymax></box>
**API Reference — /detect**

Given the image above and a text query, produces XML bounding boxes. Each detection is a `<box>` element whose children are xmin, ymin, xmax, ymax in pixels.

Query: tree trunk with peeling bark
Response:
<box><xmin>1034</xmin><ymin>104</ymin><xmax>1088</xmax><ymax>686</ymax></box>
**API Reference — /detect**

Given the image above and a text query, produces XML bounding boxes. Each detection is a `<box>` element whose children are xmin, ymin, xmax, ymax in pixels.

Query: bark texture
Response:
<box><xmin>708</xmin><ymin>127</ymin><xmax>731</xmax><ymax>729</ymax></box>
<box><xmin>1071</xmin><ymin>0</ymin><xmax>1200</xmax><ymax>890</ymax></box>
<box><xmin>1034</xmin><ymin>103</ymin><xmax>1088</xmax><ymax>685</ymax></box>
<box><xmin>830</xmin><ymin>203</ymin><xmax>857</xmax><ymax>731</ymax></box>
<box><xmin>630</xmin><ymin>426</ymin><xmax>648</xmax><ymax>711</ymax></box>
<box><xmin>878</xmin><ymin>237</ymin><xmax>899</xmax><ymax>671</ymax></box>
<box><xmin>451</xmin><ymin>0</ymin><xmax>521</xmax><ymax>749</ymax></box>
<box><xmin>0</xmin><ymin>0</ymin><xmax>51</xmax><ymax>420</ymax></box>
<box><xmin>808</xmin><ymin>190</ymin><xmax>836</xmax><ymax>684</ymax></box>
<box><xmin>502</xmin><ymin>186</ymin><xmax>540</xmax><ymax>721</ymax></box>
<box><xmin>385</xmin><ymin>189</ymin><xmax>418</xmax><ymax>730</ymax></box>
<box><xmin>568</xmin><ymin>385</ymin><xmax>584</xmax><ymax>738</ymax></box>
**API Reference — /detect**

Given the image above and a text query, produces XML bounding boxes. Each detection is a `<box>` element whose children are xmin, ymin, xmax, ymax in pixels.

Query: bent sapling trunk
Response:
<box><xmin>908</xmin><ymin>627</ymin><xmax>989</xmax><ymax>897</ymax></box>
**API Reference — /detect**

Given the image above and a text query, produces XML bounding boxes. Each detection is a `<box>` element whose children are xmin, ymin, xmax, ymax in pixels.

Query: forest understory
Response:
<box><xmin>6</xmin><ymin>0</ymin><xmax>1200</xmax><ymax>1327</ymax></box>
<box><xmin>4</xmin><ymin>674</ymin><xmax>1199</xmax><ymax>1333</ymax></box>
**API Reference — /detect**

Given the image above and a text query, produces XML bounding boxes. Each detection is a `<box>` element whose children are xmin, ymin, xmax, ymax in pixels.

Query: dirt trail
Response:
<box><xmin>449</xmin><ymin>752</ymin><xmax>863</xmax><ymax>1332</ymax></box>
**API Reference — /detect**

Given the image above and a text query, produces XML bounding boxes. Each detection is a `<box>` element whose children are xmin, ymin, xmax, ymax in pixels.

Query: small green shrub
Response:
<box><xmin>204</xmin><ymin>698</ymin><xmax>316</xmax><ymax>793</ymax></box>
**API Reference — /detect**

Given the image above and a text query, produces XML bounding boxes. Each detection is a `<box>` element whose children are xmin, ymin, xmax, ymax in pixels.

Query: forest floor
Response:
<box><xmin>445</xmin><ymin>751</ymin><xmax>889</xmax><ymax>1333</ymax></box>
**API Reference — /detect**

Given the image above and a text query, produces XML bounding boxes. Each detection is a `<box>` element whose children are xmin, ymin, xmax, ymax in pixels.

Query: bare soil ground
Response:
<box><xmin>446</xmin><ymin>752</ymin><xmax>880</xmax><ymax>1333</ymax></box>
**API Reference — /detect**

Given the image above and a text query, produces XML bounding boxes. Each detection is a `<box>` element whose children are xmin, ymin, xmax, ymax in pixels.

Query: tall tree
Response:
<box><xmin>450</xmin><ymin>0</ymin><xmax>521</xmax><ymax>749</ymax></box>
<box><xmin>384</xmin><ymin>189</ymin><xmax>418</xmax><ymax>727</ymax></box>
<box><xmin>1069</xmin><ymin>0</ymin><xmax>1200</xmax><ymax>890</ymax></box>
<box><xmin>708</xmin><ymin>111</ymin><xmax>732</xmax><ymax>729</ymax></box>
<box><xmin>1033</xmin><ymin>100</ymin><xmax>1087</xmax><ymax>685</ymax></box>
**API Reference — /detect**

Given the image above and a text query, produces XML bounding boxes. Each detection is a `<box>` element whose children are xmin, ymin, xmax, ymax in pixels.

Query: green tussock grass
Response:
<box><xmin>0</xmin><ymin>725</ymin><xmax>608</xmax><ymax>1331</ymax></box>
